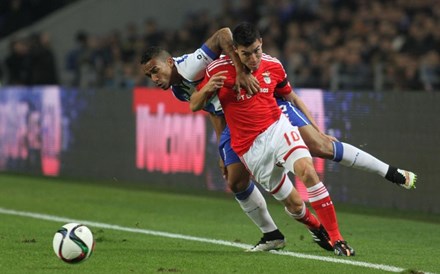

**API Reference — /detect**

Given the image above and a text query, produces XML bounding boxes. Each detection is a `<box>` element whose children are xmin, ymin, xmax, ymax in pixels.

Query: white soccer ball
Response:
<box><xmin>52</xmin><ymin>223</ymin><xmax>95</xmax><ymax>263</ymax></box>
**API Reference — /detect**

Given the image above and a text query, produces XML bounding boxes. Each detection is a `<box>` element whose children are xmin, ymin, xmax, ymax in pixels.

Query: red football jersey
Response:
<box><xmin>197</xmin><ymin>54</ymin><xmax>292</xmax><ymax>155</ymax></box>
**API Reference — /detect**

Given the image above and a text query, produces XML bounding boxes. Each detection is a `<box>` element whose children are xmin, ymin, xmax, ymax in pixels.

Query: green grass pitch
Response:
<box><xmin>0</xmin><ymin>173</ymin><xmax>439</xmax><ymax>273</ymax></box>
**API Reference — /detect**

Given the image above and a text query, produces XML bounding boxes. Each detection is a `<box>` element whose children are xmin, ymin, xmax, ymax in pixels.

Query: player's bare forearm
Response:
<box><xmin>189</xmin><ymin>88</ymin><xmax>211</xmax><ymax>112</ymax></box>
<box><xmin>190</xmin><ymin>71</ymin><xmax>227</xmax><ymax>112</ymax></box>
<box><xmin>217</xmin><ymin>32</ymin><xmax>260</xmax><ymax>94</ymax></box>
<box><xmin>204</xmin><ymin>27</ymin><xmax>233</xmax><ymax>57</ymax></box>
<box><xmin>204</xmin><ymin>28</ymin><xmax>259</xmax><ymax>94</ymax></box>
<box><xmin>217</xmin><ymin>30</ymin><xmax>243</xmax><ymax>74</ymax></box>
<box><xmin>283</xmin><ymin>91</ymin><xmax>321</xmax><ymax>132</ymax></box>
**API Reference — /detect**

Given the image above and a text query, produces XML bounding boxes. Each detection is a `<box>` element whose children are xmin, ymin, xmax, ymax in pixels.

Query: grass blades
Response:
<box><xmin>0</xmin><ymin>174</ymin><xmax>439</xmax><ymax>273</ymax></box>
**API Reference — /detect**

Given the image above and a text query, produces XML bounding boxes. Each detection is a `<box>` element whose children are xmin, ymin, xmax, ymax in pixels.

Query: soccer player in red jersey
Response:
<box><xmin>141</xmin><ymin>27</ymin><xmax>333</xmax><ymax>253</ymax></box>
<box><xmin>194</xmin><ymin>22</ymin><xmax>355</xmax><ymax>256</ymax></box>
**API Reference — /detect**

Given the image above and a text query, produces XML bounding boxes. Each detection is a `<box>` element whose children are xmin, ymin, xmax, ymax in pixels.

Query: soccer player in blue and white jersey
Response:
<box><xmin>191</xmin><ymin>22</ymin><xmax>420</xmax><ymax>255</ymax></box>
<box><xmin>141</xmin><ymin>25</ymin><xmax>417</xmax><ymax>253</ymax></box>
<box><xmin>140</xmin><ymin>28</ymin><xmax>329</xmax><ymax>252</ymax></box>
<box><xmin>275</xmin><ymin>96</ymin><xmax>417</xmax><ymax>190</ymax></box>
<box><xmin>185</xmin><ymin>28</ymin><xmax>417</xmax><ymax>194</ymax></box>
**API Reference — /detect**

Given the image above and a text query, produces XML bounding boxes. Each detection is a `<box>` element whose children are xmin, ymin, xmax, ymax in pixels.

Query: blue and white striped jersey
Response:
<box><xmin>171</xmin><ymin>44</ymin><xmax>223</xmax><ymax>115</ymax></box>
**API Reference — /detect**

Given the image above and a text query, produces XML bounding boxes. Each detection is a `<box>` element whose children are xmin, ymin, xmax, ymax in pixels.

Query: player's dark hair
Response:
<box><xmin>140</xmin><ymin>46</ymin><xmax>170</xmax><ymax>64</ymax></box>
<box><xmin>232</xmin><ymin>22</ymin><xmax>261</xmax><ymax>47</ymax></box>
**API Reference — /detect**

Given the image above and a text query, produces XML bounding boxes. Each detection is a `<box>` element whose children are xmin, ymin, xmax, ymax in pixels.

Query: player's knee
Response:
<box><xmin>227</xmin><ymin>163</ymin><xmax>251</xmax><ymax>193</ymax></box>
<box><xmin>294</xmin><ymin>159</ymin><xmax>319</xmax><ymax>186</ymax></box>
<box><xmin>285</xmin><ymin>203</ymin><xmax>303</xmax><ymax>215</ymax></box>
<box><xmin>228</xmin><ymin>177</ymin><xmax>249</xmax><ymax>193</ymax></box>
<box><xmin>283</xmin><ymin>191</ymin><xmax>304</xmax><ymax>214</ymax></box>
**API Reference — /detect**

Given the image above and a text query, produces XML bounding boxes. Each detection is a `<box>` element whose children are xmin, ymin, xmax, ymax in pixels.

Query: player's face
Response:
<box><xmin>235</xmin><ymin>39</ymin><xmax>263</xmax><ymax>72</ymax></box>
<box><xmin>142</xmin><ymin>56</ymin><xmax>174</xmax><ymax>90</ymax></box>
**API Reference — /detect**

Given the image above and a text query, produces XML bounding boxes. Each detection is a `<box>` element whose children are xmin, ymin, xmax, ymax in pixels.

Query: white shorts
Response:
<box><xmin>266</xmin><ymin>165</ymin><xmax>294</xmax><ymax>201</ymax></box>
<box><xmin>240</xmin><ymin>114</ymin><xmax>311</xmax><ymax>195</ymax></box>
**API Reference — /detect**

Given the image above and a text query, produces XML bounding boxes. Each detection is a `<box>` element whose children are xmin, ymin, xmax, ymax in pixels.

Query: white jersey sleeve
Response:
<box><xmin>171</xmin><ymin>44</ymin><xmax>224</xmax><ymax>115</ymax></box>
<box><xmin>174</xmin><ymin>44</ymin><xmax>218</xmax><ymax>83</ymax></box>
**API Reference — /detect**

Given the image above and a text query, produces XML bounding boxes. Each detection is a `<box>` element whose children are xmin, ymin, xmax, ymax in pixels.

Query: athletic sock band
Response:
<box><xmin>234</xmin><ymin>181</ymin><xmax>255</xmax><ymax>200</ymax></box>
<box><xmin>332</xmin><ymin>141</ymin><xmax>344</xmax><ymax>162</ymax></box>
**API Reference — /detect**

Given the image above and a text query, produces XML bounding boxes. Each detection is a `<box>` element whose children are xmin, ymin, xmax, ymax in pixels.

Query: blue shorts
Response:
<box><xmin>219</xmin><ymin>98</ymin><xmax>311</xmax><ymax>166</ymax></box>
<box><xmin>276</xmin><ymin>97</ymin><xmax>310</xmax><ymax>127</ymax></box>
<box><xmin>219</xmin><ymin>126</ymin><xmax>241</xmax><ymax>167</ymax></box>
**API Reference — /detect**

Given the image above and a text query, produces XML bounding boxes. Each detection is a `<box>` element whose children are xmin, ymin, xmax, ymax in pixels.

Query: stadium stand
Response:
<box><xmin>0</xmin><ymin>0</ymin><xmax>77</xmax><ymax>37</ymax></box>
<box><xmin>0</xmin><ymin>0</ymin><xmax>439</xmax><ymax>91</ymax></box>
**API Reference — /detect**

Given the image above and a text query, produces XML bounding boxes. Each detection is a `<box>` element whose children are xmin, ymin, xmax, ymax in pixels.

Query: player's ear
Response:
<box><xmin>166</xmin><ymin>57</ymin><xmax>174</xmax><ymax>67</ymax></box>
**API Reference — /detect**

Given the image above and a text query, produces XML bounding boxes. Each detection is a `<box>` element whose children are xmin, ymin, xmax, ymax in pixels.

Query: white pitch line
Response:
<box><xmin>0</xmin><ymin>207</ymin><xmax>435</xmax><ymax>274</ymax></box>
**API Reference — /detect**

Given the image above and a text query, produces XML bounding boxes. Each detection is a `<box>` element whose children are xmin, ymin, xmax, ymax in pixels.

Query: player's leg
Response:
<box><xmin>275</xmin><ymin>115</ymin><xmax>355</xmax><ymax>256</ymax></box>
<box><xmin>241</xmin><ymin>116</ymin><xmax>353</xmax><ymax>256</ymax></box>
<box><xmin>299</xmin><ymin>124</ymin><xmax>389</xmax><ymax>172</ymax></box>
<box><xmin>278</xmin><ymin>98</ymin><xmax>416</xmax><ymax>189</ymax></box>
<box><xmin>291</xmin><ymin>157</ymin><xmax>355</xmax><ymax>256</ymax></box>
<box><xmin>330</xmin><ymin>138</ymin><xmax>417</xmax><ymax>189</ymax></box>
<box><xmin>268</xmin><ymin>167</ymin><xmax>333</xmax><ymax>251</ymax></box>
<box><xmin>219</xmin><ymin>126</ymin><xmax>284</xmax><ymax>251</ymax></box>
<box><xmin>227</xmin><ymin>162</ymin><xmax>285</xmax><ymax>252</ymax></box>
<box><xmin>227</xmin><ymin>162</ymin><xmax>280</xmax><ymax>235</ymax></box>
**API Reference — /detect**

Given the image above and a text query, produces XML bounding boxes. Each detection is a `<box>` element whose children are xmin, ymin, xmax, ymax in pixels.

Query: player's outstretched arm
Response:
<box><xmin>282</xmin><ymin>91</ymin><xmax>338</xmax><ymax>142</ymax></box>
<box><xmin>283</xmin><ymin>91</ymin><xmax>319</xmax><ymax>129</ymax></box>
<box><xmin>283</xmin><ymin>90</ymin><xmax>336</xmax><ymax>141</ymax></box>
<box><xmin>204</xmin><ymin>28</ymin><xmax>233</xmax><ymax>57</ymax></box>
<box><xmin>204</xmin><ymin>28</ymin><xmax>259</xmax><ymax>95</ymax></box>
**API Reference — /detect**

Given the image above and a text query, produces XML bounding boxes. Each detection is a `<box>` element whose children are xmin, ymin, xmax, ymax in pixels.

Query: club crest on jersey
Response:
<box><xmin>262</xmin><ymin>71</ymin><xmax>271</xmax><ymax>84</ymax></box>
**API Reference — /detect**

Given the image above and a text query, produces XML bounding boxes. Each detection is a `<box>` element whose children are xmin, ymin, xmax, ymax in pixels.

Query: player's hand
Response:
<box><xmin>235</xmin><ymin>70</ymin><xmax>259</xmax><ymax>95</ymax></box>
<box><xmin>321</xmin><ymin>132</ymin><xmax>338</xmax><ymax>142</ymax></box>
<box><xmin>205</xmin><ymin>71</ymin><xmax>227</xmax><ymax>93</ymax></box>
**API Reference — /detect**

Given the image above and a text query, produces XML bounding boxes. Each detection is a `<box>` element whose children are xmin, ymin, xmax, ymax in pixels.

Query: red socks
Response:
<box><xmin>308</xmin><ymin>182</ymin><xmax>343</xmax><ymax>243</ymax></box>
<box><xmin>285</xmin><ymin>202</ymin><xmax>321</xmax><ymax>229</ymax></box>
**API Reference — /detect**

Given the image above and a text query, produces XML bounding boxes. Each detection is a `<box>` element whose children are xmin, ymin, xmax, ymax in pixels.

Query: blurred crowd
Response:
<box><xmin>1</xmin><ymin>0</ymin><xmax>440</xmax><ymax>91</ymax></box>
<box><xmin>2</xmin><ymin>32</ymin><xmax>58</xmax><ymax>85</ymax></box>
<box><xmin>0</xmin><ymin>0</ymin><xmax>76</xmax><ymax>37</ymax></box>
<box><xmin>0</xmin><ymin>0</ymin><xmax>76</xmax><ymax>85</ymax></box>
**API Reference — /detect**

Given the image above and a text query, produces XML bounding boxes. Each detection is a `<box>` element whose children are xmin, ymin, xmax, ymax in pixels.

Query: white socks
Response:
<box><xmin>235</xmin><ymin>183</ymin><xmax>278</xmax><ymax>233</ymax></box>
<box><xmin>336</xmin><ymin>142</ymin><xmax>388</xmax><ymax>177</ymax></box>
